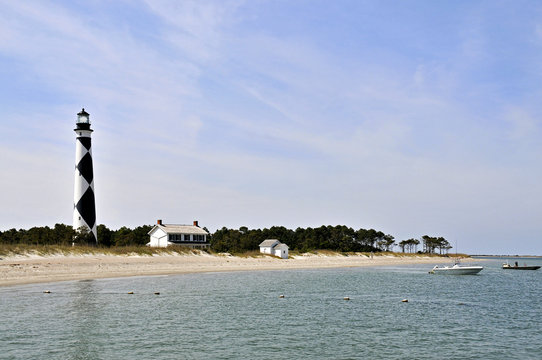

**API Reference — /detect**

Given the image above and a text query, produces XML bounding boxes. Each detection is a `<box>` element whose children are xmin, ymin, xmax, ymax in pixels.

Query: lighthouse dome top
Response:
<box><xmin>77</xmin><ymin>108</ymin><xmax>90</xmax><ymax>124</ymax></box>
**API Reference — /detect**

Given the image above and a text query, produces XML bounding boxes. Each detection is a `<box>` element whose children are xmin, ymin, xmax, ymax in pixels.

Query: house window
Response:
<box><xmin>170</xmin><ymin>234</ymin><xmax>185</xmax><ymax>242</ymax></box>
<box><xmin>184</xmin><ymin>234</ymin><xmax>191</xmax><ymax>241</ymax></box>
<box><xmin>193</xmin><ymin>234</ymin><xmax>205</xmax><ymax>242</ymax></box>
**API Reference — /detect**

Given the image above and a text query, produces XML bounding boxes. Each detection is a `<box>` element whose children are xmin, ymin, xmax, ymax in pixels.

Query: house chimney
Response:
<box><xmin>193</xmin><ymin>220</ymin><xmax>198</xmax><ymax>227</ymax></box>
<box><xmin>157</xmin><ymin>219</ymin><xmax>162</xmax><ymax>225</ymax></box>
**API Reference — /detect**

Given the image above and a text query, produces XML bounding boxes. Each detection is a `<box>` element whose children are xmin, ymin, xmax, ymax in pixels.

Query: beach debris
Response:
<box><xmin>279</xmin><ymin>294</ymin><xmax>285</xmax><ymax>298</ymax></box>
<box><xmin>343</xmin><ymin>297</ymin><xmax>350</xmax><ymax>301</ymax></box>
<box><xmin>43</xmin><ymin>290</ymin><xmax>51</xmax><ymax>294</ymax></box>
<box><xmin>154</xmin><ymin>292</ymin><xmax>160</xmax><ymax>295</ymax></box>
<box><xmin>401</xmin><ymin>299</ymin><xmax>408</xmax><ymax>303</ymax></box>
<box><xmin>127</xmin><ymin>291</ymin><xmax>134</xmax><ymax>294</ymax></box>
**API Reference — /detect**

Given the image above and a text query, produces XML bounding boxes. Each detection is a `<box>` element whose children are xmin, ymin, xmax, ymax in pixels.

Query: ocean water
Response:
<box><xmin>1</xmin><ymin>258</ymin><xmax>541</xmax><ymax>359</ymax></box>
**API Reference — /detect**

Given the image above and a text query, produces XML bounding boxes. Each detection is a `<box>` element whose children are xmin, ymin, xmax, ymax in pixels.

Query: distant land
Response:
<box><xmin>472</xmin><ymin>255</ymin><xmax>542</xmax><ymax>258</ymax></box>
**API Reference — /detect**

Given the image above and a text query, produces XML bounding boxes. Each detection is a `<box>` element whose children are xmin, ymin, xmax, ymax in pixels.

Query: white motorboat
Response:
<box><xmin>429</xmin><ymin>259</ymin><xmax>483</xmax><ymax>275</ymax></box>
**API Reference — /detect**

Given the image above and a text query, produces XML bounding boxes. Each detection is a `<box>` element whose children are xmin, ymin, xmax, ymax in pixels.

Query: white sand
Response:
<box><xmin>0</xmin><ymin>252</ymin><xmax>446</xmax><ymax>287</ymax></box>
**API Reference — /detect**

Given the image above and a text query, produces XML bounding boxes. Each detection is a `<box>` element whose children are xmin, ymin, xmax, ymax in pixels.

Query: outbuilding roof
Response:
<box><xmin>259</xmin><ymin>239</ymin><xmax>281</xmax><ymax>247</ymax></box>
<box><xmin>149</xmin><ymin>224</ymin><xmax>209</xmax><ymax>235</ymax></box>
<box><xmin>274</xmin><ymin>243</ymin><xmax>289</xmax><ymax>249</ymax></box>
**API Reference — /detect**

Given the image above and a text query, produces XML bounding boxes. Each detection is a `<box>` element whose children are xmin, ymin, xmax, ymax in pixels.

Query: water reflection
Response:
<box><xmin>66</xmin><ymin>280</ymin><xmax>102</xmax><ymax>360</ymax></box>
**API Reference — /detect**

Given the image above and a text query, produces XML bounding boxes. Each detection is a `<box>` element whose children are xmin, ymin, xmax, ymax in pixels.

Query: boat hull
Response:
<box><xmin>502</xmin><ymin>265</ymin><xmax>540</xmax><ymax>270</ymax></box>
<box><xmin>430</xmin><ymin>266</ymin><xmax>483</xmax><ymax>275</ymax></box>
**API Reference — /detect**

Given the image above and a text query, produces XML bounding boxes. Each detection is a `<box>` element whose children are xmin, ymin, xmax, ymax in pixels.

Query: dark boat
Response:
<box><xmin>502</xmin><ymin>261</ymin><xmax>541</xmax><ymax>270</ymax></box>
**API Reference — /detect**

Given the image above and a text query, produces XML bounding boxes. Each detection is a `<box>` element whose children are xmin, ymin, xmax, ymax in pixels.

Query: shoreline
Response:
<box><xmin>0</xmin><ymin>252</ymin><xmax>459</xmax><ymax>287</ymax></box>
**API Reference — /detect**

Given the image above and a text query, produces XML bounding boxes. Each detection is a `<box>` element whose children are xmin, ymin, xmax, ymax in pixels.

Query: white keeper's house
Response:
<box><xmin>259</xmin><ymin>239</ymin><xmax>289</xmax><ymax>259</ymax></box>
<box><xmin>147</xmin><ymin>220</ymin><xmax>210</xmax><ymax>249</ymax></box>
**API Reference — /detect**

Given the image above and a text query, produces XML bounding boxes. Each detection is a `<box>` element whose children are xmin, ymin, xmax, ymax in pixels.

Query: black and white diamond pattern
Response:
<box><xmin>73</xmin><ymin>133</ymin><xmax>97</xmax><ymax>243</ymax></box>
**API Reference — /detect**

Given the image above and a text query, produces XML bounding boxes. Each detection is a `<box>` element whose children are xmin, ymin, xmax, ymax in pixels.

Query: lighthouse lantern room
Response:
<box><xmin>77</xmin><ymin>109</ymin><xmax>90</xmax><ymax>123</ymax></box>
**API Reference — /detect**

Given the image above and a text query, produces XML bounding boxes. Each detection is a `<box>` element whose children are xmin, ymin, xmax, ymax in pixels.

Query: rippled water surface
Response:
<box><xmin>1</xmin><ymin>258</ymin><xmax>541</xmax><ymax>359</ymax></box>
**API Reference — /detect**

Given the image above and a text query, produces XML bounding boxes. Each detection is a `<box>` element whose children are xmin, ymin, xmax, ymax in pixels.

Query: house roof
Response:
<box><xmin>259</xmin><ymin>239</ymin><xmax>281</xmax><ymax>247</ymax></box>
<box><xmin>274</xmin><ymin>243</ymin><xmax>289</xmax><ymax>249</ymax></box>
<box><xmin>148</xmin><ymin>224</ymin><xmax>209</xmax><ymax>235</ymax></box>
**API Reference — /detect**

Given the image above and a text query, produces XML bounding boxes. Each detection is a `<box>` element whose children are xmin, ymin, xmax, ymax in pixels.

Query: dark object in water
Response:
<box><xmin>502</xmin><ymin>262</ymin><xmax>541</xmax><ymax>270</ymax></box>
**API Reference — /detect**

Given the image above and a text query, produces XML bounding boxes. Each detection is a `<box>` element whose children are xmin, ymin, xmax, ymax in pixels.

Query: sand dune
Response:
<box><xmin>0</xmin><ymin>252</ymin><xmax>448</xmax><ymax>286</ymax></box>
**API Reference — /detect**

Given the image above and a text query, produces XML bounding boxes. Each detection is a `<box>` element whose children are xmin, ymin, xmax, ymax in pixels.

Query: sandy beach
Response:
<box><xmin>0</xmin><ymin>252</ymin><xmax>452</xmax><ymax>287</ymax></box>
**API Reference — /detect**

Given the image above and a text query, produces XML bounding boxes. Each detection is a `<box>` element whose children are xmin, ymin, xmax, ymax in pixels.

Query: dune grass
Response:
<box><xmin>230</xmin><ymin>250</ymin><xmax>265</xmax><ymax>258</ymax></box>
<box><xmin>0</xmin><ymin>244</ymin><xmax>462</xmax><ymax>259</ymax></box>
<box><xmin>0</xmin><ymin>244</ymin><xmax>207</xmax><ymax>257</ymax></box>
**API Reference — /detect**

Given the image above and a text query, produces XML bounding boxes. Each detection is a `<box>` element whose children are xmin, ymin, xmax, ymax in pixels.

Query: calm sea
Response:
<box><xmin>1</xmin><ymin>257</ymin><xmax>541</xmax><ymax>359</ymax></box>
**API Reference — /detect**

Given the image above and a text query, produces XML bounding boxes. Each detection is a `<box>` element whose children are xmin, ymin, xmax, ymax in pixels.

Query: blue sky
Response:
<box><xmin>1</xmin><ymin>0</ymin><xmax>541</xmax><ymax>254</ymax></box>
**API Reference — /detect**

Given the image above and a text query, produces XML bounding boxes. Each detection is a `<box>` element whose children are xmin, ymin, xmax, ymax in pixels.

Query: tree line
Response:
<box><xmin>397</xmin><ymin>236</ymin><xmax>451</xmax><ymax>254</ymax></box>
<box><xmin>0</xmin><ymin>224</ymin><xmax>452</xmax><ymax>254</ymax></box>
<box><xmin>0</xmin><ymin>224</ymin><xmax>153</xmax><ymax>247</ymax></box>
<box><xmin>211</xmin><ymin>225</ymin><xmax>395</xmax><ymax>253</ymax></box>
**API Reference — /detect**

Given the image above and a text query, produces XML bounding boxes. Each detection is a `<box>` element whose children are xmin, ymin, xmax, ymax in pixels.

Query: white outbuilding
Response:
<box><xmin>273</xmin><ymin>243</ymin><xmax>289</xmax><ymax>259</ymax></box>
<box><xmin>259</xmin><ymin>239</ymin><xmax>289</xmax><ymax>259</ymax></box>
<box><xmin>259</xmin><ymin>239</ymin><xmax>280</xmax><ymax>254</ymax></box>
<box><xmin>147</xmin><ymin>220</ymin><xmax>210</xmax><ymax>249</ymax></box>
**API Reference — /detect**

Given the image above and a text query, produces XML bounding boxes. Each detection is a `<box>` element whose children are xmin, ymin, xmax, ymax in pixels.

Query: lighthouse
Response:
<box><xmin>73</xmin><ymin>108</ymin><xmax>97</xmax><ymax>244</ymax></box>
